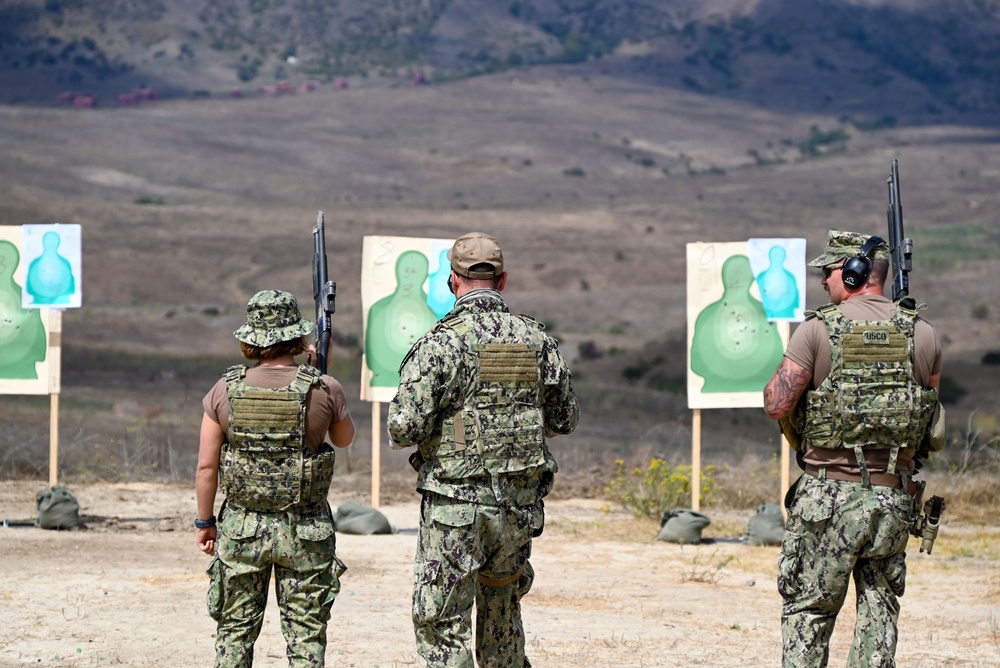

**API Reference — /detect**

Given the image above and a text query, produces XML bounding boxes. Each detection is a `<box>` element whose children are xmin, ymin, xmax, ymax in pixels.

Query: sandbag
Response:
<box><xmin>36</xmin><ymin>484</ymin><xmax>83</xmax><ymax>531</ymax></box>
<box><xmin>333</xmin><ymin>501</ymin><xmax>394</xmax><ymax>535</ymax></box>
<box><xmin>656</xmin><ymin>508</ymin><xmax>710</xmax><ymax>544</ymax></box>
<box><xmin>746</xmin><ymin>502</ymin><xmax>785</xmax><ymax>546</ymax></box>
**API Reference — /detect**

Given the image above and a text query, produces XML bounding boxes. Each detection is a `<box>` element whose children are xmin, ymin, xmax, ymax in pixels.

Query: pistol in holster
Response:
<box><xmin>909</xmin><ymin>480</ymin><xmax>946</xmax><ymax>555</ymax></box>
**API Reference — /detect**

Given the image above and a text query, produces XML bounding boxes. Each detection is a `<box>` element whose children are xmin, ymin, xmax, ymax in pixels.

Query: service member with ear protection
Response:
<box><xmin>841</xmin><ymin>235</ymin><xmax>887</xmax><ymax>290</ymax></box>
<box><xmin>763</xmin><ymin>229</ymin><xmax>943</xmax><ymax>668</ymax></box>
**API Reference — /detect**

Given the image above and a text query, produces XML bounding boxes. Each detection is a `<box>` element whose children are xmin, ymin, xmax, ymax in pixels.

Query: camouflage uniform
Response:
<box><xmin>201</xmin><ymin>290</ymin><xmax>351</xmax><ymax>668</ymax></box>
<box><xmin>778</xmin><ymin>230</ymin><xmax>941</xmax><ymax>668</ymax></box>
<box><xmin>208</xmin><ymin>502</ymin><xmax>345</xmax><ymax>668</ymax></box>
<box><xmin>388</xmin><ymin>287</ymin><xmax>579</xmax><ymax>668</ymax></box>
<box><xmin>780</xmin><ymin>474</ymin><xmax>911</xmax><ymax>668</ymax></box>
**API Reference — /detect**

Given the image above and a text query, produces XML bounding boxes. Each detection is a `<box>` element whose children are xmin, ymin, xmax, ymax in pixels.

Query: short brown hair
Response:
<box><xmin>240</xmin><ymin>336</ymin><xmax>308</xmax><ymax>362</ymax></box>
<box><xmin>870</xmin><ymin>259</ymin><xmax>889</xmax><ymax>285</ymax></box>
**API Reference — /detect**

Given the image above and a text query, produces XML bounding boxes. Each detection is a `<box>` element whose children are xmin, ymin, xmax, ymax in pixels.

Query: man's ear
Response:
<box><xmin>497</xmin><ymin>272</ymin><xmax>508</xmax><ymax>292</ymax></box>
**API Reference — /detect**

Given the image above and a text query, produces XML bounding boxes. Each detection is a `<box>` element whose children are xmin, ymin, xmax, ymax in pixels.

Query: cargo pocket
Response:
<box><xmin>219</xmin><ymin>506</ymin><xmax>261</xmax><ymax>540</ymax></box>
<box><xmin>794</xmin><ymin>476</ymin><xmax>837</xmax><ymax>524</ymax></box>
<box><xmin>883</xmin><ymin>551</ymin><xmax>907</xmax><ymax>597</ymax></box>
<box><xmin>295</xmin><ymin>515</ymin><xmax>336</xmax><ymax>543</ymax></box>
<box><xmin>427</xmin><ymin>502</ymin><xmax>476</xmax><ymax>529</ymax></box>
<box><xmin>778</xmin><ymin>479</ymin><xmax>834</xmax><ymax>600</ymax></box>
<box><xmin>427</xmin><ymin>503</ymin><xmax>477</xmax><ymax>572</ymax></box>
<box><xmin>295</xmin><ymin>515</ymin><xmax>338</xmax><ymax>578</ymax></box>
<box><xmin>777</xmin><ymin>535</ymin><xmax>803</xmax><ymax>599</ymax></box>
<box><xmin>412</xmin><ymin>558</ymin><xmax>444</xmax><ymax>627</ymax></box>
<box><xmin>206</xmin><ymin>557</ymin><xmax>225</xmax><ymax>622</ymax></box>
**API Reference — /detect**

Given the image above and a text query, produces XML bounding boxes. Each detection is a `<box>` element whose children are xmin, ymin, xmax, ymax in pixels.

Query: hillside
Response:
<box><xmin>1</xmin><ymin>62</ymin><xmax>998</xmax><ymax>483</ymax></box>
<box><xmin>1</xmin><ymin>0</ymin><xmax>1000</xmax><ymax>124</ymax></box>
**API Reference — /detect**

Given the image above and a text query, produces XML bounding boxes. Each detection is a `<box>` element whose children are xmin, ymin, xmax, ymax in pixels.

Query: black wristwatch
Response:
<box><xmin>194</xmin><ymin>515</ymin><xmax>217</xmax><ymax>529</ymax></box>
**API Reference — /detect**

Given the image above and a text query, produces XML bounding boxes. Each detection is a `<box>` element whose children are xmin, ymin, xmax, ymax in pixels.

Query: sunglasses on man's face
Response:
<box><xmin>822</xmin><ymin>263</ymin><xmax>845</xmax><ymax>279</ymax></box>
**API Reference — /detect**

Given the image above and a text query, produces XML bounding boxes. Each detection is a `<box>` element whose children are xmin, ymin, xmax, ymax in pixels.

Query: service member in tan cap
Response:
<box><xmin>195</xmin><ymin>289</ymin><xmax>355</xmax><ymax>668</ymax></box>
<box><xmin>388</xmin><ymin>232</ymin><xmax>579</xmax><ymax>667</ymax></box>
<box><xmin>763</xmin><ymin>230</ymin><xmax>943</xmax><ymax>668</ymax></box>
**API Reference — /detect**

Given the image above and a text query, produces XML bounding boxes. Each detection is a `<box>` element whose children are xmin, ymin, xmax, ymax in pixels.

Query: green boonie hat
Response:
<box><xmin>807</xmin><ymin>229</ymin><xmax>891</xmax><ymax>267</ymax></box>
<box><xmin>234</xmin><ymin>289</ymin><xmax>315</xmax><ymax>347</ymax></box>
<box><xmin>448</xmin><ymin>231</ymin><xmax>504</xmax><ymax>279</ymax></box>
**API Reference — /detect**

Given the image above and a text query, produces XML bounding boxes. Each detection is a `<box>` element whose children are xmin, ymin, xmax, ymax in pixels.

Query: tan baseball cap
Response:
<box><xmin>448</xmin><ymin>232</ymin><xmax>504</xmax><ymax>279</ymax></box>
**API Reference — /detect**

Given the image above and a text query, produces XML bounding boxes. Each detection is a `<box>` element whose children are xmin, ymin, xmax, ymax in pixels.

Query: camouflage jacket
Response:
<box><xmin>387</xmin><ymin>289</ymin><xmax>579</xmax><ymax>505</ymax></box>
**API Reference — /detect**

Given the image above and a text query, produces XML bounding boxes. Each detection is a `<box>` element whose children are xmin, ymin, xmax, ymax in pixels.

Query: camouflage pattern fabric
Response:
<box><xmin>794</xmin><ymin>303</ymin><xmax>937</xmax><ymax>456</ymax></box>
<box><xmin>807</xmin><ymin>230</ymin><xmax>890</xmax><ymax>267</ymax></box>
<box><xmin>388</xmin><ymin>289</ymin><xmax>578</xmax><ymax>666</ymax></box>
<box><xmin>222</xmin><ymin>364</ymin><xmax>334</xmax><ymax>512</ymax></box>
<box><xmin>412</xmin><ymin>493</ymin><xmax>539</xmax><ymax>668</ymax></box>
<box><xmin>388</xmin><ymin>290</ymin><xmax>579</xmax><ymax>504</ymax></box>
<box><xmin>207</xmin><ymin>502</ymin><xmax>346</xmax><ymax>668</ymax></box>
<box><xmin>779</xmin><ymin>474</ymin><xmax>912</xmax><ymax>668</ymax></box>
<box><xmin>233</xmin><ymin>289</ymin><xmax>315</xmax><ymax>347</ymax></box>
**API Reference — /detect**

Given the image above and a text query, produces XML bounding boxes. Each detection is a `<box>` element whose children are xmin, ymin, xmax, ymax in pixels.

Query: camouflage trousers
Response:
<box><xmin>413</xmin><ymin>492</ymin><xmax>541</xmax><ymax>668</ymax></box>
<box><xmin>779</xmin><ymin>473</ymin><xmax>913</xmax><ymax>668</ymax></box>
<box><xmin>206</xmin><ymin>502</ymin><xmax>346</xmax><ymax>668</ymax></box>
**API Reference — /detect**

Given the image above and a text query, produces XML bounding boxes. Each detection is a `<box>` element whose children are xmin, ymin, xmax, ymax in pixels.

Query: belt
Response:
<box><xmin>804</xmin><ymin>465</ymin><xmax>919</xmax><ymax>495</ymax></box>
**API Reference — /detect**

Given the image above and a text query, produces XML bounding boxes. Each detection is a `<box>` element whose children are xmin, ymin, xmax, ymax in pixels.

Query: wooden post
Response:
<box><xmin>371</xmin><ymin>401</ymin><xmax>381</xmax><ymax>508</ymax></box>
<box><xmin>691</xmin><ymin>408</ymin><xmax>702</xmax><ymax>511</ymax></box>
<box><xmin>48</xmin><ymin>309</ymin><xmax>63</xmax><ymax>487</ymax></box>
<box><xmin>49</xmin><ymin>394</ymin><xmax>59</xmax><ymax>487</ymax></box>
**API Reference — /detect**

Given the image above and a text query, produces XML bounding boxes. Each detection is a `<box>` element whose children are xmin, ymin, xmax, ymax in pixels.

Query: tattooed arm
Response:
<box><xmin>763</xmin><ymin>358</ymin><xmax>812</xmax><ymax>420</ymax></box>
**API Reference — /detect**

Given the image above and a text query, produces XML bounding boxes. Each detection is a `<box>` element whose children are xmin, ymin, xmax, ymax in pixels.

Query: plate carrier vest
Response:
<box><xmin>430</xmin><ymin>311</ymin><xmax>549</xmax><ymax>481</ymax></box>
<box><xmin>220</xmin><ymin>364</ymin><xmax>334</xmax><ymax>511</ymax></box>
<box><xmin>794</xmin><ymin>302</ymin><xmax>937</xmax><ymax>474</ymax></box>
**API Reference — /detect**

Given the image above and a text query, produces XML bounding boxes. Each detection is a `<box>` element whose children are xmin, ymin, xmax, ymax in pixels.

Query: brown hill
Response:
<box><xmin>0</xmin><ymin>65</ymin><xmax>997</xmax><ymax>483</ymax></box>
<box><xmin>2</xmin><ymin>0</ymin><xmax>1000</xmax><ymax>124</ymax></box>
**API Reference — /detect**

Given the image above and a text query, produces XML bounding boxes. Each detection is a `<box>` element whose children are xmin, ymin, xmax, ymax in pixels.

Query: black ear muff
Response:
<box><xmin>841</xmin><ymin>235</ymin><xmax>885</xmax><ymax>289</ymax></box>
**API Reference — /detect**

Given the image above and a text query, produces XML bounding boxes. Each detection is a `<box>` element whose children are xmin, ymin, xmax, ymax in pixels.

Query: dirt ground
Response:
<box><xmin>1</xmin><ymin>480</ymin><xmax>998</xmax><ymax>668</ymax></box>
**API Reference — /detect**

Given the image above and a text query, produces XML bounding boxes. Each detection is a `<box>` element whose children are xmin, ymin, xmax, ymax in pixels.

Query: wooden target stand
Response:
<box><xmin>48</xmin><ymin>310</ymin><xmax>63</xmax><ymax>486</ymax></box>
<box><xmin>689</xmin><ymin>407</ymin><xmax>792</xmax><ymax>518</ymax></box>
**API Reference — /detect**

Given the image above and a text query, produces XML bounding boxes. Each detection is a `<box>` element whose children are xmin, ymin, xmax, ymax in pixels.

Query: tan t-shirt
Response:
<box><xmin>202</xmin><ymin>365</ymin><xmax>350</xmax><ymax>454</ymax></box>
<box><xmin>783</xmin><ymin>294</ymin><xmax>942</xmax><ymax>473</ymax></box>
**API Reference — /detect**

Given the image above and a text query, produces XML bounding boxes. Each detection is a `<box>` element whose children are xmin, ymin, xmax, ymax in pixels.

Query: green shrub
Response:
<box><xmin>605</xmin><ymin>458</ymin><xmax>716</xmax><ymax>519</ymax></box>
<box><xmin>799</xmin><ymin>125</ymin><xmax>849</xmax><ymax>157</ymax></box>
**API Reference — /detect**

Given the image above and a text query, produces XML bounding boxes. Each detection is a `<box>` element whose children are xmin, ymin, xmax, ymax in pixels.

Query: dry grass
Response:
<box><xmin>680</xmin><ymin>549</ymin><xmax>738</xmax><ymax>584</ymax></box>
<box><xmin>918</xmin><ymin>470</ymin><xmax>1000</xmax><ymax>524</ymax></box>
<box><xmin>1</xmin><ymin>70</ymin><xmax>998</xmax><ymax>551</ymax></box>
